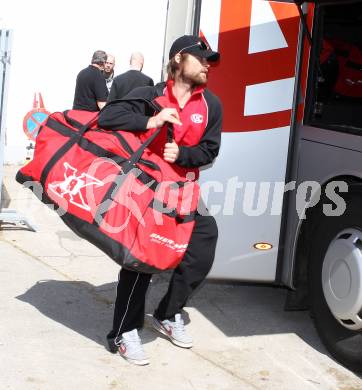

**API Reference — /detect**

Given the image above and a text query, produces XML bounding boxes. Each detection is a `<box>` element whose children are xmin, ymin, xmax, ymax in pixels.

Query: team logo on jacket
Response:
<box><xmin>190</xmin><ymin>113</ymin><xmax>203</xmax><ymax>124</ymax></box>
<box><xmin>48</xmin><ymin>162</ymin><xmax>104</xmax><ymax>211</ymax></box>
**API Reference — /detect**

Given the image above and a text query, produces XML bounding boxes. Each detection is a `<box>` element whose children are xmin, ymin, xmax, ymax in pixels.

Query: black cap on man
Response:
<box><xmin>169</xmin><ymin>35</ymin><xmax>220</xmax><ymax>62</ymax></box>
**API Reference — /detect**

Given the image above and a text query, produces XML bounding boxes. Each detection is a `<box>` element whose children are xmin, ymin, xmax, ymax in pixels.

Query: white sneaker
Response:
<box><xmin>152</xmin><ymin>313</ymin><xmax>193</xmax><ymax>348</ymax></box>
<box><xmin>116</xmin><ymin>329</ymin><xmax>149</xmax><ymax>366</ymax></box>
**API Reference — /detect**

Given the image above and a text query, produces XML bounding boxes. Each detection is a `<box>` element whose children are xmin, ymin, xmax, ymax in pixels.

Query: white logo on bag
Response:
<box><xmin>48</xmin><ymin>162</ymin><xmax>104</xmax><ymax>211</ymax></box>
<box><xmin>190</xmin><ymin>113</ymin><xmax>203</xmax><ymax>124</ymax></box>
<box><xmin>149</xmin><ymin>233</ymin><xmax>188</xmax><ymax>252</ymax></box>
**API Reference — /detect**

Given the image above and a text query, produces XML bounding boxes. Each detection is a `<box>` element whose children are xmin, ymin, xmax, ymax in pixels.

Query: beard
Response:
<box><xmin>103</xmin><ymin>70</ymin><xmax>113</xmax><ymax>78</ymax></box>
<box><xmin>180</xmin><ymin>69</ymin><xmax>208</xmax><ymax>86</ymax></box>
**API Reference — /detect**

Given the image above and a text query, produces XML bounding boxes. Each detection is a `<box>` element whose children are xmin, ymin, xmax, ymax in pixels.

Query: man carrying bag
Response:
<box><xmin>99</xmin><ymin>35</ymin><xmax>223</xmax><ymax>366</ymax></box>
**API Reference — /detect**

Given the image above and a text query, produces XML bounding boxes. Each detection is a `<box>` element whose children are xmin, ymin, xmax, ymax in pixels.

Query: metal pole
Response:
<box><xmin>0</xmin><ymin>29</ymin><xmax>11</xmax><ymax>211</ymax></box>
<box><xmin>0</xmin><ymin>29</ymin><xmax>36</xmax><ymax>231</ymax></box>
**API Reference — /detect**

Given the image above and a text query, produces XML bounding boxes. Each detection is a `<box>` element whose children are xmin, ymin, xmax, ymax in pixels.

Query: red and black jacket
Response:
<box><xmin>98</xmin><ymin>80</ymin><xmax>223</xmax><ymax>175</ymax></box>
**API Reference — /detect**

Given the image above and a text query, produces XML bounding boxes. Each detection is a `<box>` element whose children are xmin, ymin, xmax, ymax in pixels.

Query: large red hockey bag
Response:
<box><xmin>16</xmin><ymin>103</ymin><xmax>200</xmax><ymax>273</ymax></box>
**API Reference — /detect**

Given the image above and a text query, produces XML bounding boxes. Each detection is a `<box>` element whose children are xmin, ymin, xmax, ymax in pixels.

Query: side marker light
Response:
<box><xmin>254</xmin><ymin>243</ymin><xmax>273</xmax><ymax>251</ymax></box>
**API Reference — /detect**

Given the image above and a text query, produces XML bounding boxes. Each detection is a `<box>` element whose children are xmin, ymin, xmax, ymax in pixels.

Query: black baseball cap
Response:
<box><xmin>169</xmin><ymin>35</ymin><xmax>220</xmax><ymax>62</ymax></box>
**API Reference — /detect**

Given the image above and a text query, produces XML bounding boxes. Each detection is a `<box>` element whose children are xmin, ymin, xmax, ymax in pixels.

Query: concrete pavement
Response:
<box><xmin>1</xmin><ymin>164</ymin><xmax>362</xmax><ymax>390</ymax></box>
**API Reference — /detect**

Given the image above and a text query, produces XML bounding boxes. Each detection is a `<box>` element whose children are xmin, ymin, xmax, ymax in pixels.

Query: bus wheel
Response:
<box><xmin>309</xmin><ymin>194</ymin><xmax>362</xmax><ymax>373</ymax></box>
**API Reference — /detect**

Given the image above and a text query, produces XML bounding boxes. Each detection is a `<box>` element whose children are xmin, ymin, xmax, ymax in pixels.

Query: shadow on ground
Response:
<box><xmin>16</xmin><ymin>272</ymin><xmax>326</xmax><ymax>356</ymax></box>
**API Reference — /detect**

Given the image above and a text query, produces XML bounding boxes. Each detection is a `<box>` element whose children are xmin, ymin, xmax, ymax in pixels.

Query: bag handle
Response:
<box><xmin>128</xmin><ymin>121</ymin><xmax>176</xmax><ymax>167</ymax></box>
<box><xmin>75</xmin><ymin>97</ymin><xmax>174</xmax><ymax>169</ymax></box>
<box><xmin>167</xmin><ymin>122</ymin><xmax>174</xmax><ymax>143</ymax></box>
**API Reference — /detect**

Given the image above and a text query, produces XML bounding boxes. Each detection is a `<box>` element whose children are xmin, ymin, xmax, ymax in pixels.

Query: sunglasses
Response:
<box><xmin>177</xmin><ymin>40</ymin><xmax>209</xmax><ymax>55</ymax></box>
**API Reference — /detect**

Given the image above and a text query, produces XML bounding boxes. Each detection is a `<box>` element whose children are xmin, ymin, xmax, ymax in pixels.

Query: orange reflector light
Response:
<box><xmin>254</xmin><ymin>243</ymin><xmax>273</xmax><ymax>251</ymax></box>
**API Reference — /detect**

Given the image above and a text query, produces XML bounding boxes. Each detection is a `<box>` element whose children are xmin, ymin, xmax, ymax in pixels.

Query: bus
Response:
<box><xmin>162</xmin><ymin>0</ymin><xmax>362</xmax><ymax>372</ymax></box>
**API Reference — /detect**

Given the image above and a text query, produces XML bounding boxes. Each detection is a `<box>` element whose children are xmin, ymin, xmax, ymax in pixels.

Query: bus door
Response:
<box><xmin>276</xmin><ymin>0</ymin><xmax>362</xmax><ymax>373</ymax></box>
<box><xmin>197</xmin><ymin>0</ymin><xmax>301</xmax><ymax>282</ymax></box>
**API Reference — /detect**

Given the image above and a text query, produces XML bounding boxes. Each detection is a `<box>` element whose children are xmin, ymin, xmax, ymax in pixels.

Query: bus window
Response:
<box><xmin>305</xmin><ymin>2</ymin><xmax>362</xmax><ymax>134</ymax></box>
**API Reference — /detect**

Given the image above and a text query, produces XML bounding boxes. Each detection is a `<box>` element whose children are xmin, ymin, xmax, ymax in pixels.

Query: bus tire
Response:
<box><xmin>309</xmin><ymin>192</ymin><xmax>362</xmax><ymax>373</ymax></box>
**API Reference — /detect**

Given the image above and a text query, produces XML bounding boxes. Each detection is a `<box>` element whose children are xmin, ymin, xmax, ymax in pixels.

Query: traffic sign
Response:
<box><xmin>23</xmin><ymin>92</ymin><xmax>50</xmax><ymax>140</ymax></box>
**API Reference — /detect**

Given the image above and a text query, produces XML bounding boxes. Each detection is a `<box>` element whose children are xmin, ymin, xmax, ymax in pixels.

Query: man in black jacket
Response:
<box><xmin>107</xmin><ymin>52</ymin><xmax>154</xmax><ymax>101</ymax></box>
<box><xmin>99</xmin><ymin>35</ymin><xmax>222</xmax><ymax>366</ymax></box>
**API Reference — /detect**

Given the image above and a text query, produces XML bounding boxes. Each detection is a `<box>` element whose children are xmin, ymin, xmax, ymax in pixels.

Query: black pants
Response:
<box><xmin>107</xmin><ymin>213</ymin><xmax>218</xmax><ymax>341</ymax></box>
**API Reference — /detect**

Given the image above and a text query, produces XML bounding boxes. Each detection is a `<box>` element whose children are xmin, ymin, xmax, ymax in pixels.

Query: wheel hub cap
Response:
<box><xmin>322</xmin><ymin>228</ymin><xmax>362</xmax><ymax>331</ymax></box>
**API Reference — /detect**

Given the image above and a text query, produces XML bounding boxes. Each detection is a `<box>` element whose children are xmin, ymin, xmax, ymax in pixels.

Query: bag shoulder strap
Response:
<box><xmin>64</xmin><ymin>92</ymin><xmax>171</xmax><ymax>168</ymax></box>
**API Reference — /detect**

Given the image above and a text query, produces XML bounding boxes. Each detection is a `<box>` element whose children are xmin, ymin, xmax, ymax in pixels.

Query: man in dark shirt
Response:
<box><xmin>108</xmin><ymin>52</ymin><xmax>154</xmax><ymax>101</ymax></box>
<box><xmin>73</xmin><ymin>50</ymin><xmax>109</xmax><ymax>111</ymax></box>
